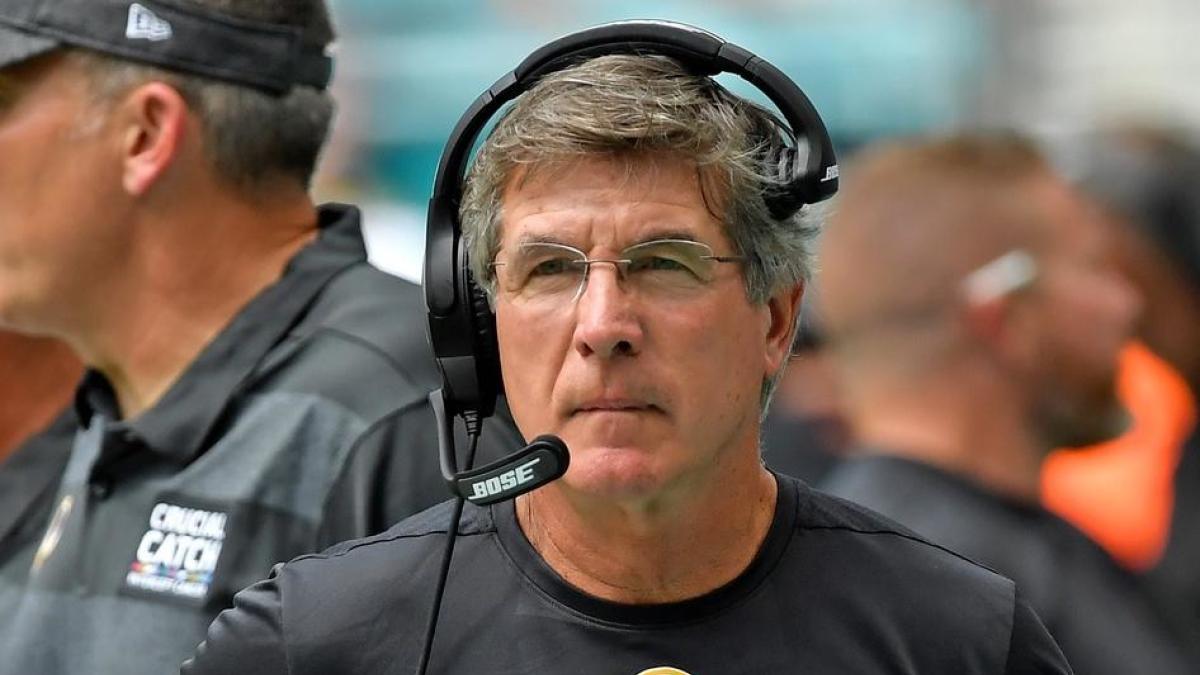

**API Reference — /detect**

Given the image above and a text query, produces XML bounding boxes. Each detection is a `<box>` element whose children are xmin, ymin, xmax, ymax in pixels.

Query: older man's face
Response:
<box><xmin>493</xmin><ymin>157</ymin><xmax>791</xmax><ymax>502</ymax></box>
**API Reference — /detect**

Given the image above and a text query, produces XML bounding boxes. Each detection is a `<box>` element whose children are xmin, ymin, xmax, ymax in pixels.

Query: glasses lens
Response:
<box><xmin>502</xmin><ymin>243</ymin><xmax>587</xmax><ymax>301</ymax></box>
<box><xmin>495</xmin><ymin>239</ymin><xmax>731</xmax><ymax>306</ymax></box>
<box><xmin>623</xmin><ymin>240</ymin><xmax>716</xmax><ymax>290</ymax></box>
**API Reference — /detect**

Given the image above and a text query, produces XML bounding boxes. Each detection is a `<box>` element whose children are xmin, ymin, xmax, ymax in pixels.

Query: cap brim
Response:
<box><xmin>0</xmin><ymin>23</ymin><xmax>59</xmax><ymax>70</ymax></box>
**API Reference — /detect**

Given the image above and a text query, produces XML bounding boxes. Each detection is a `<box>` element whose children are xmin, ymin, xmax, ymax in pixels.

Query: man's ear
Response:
<box><xmin>117</xmin><ymin>82</ymin><xmax>189</xmax><ymax>196</ymax></box>
<box><xmin>962</xmin><ymin>292</ymin><xmax>1038</xmax><ymax>366</ymax></box>
<box><xmin>763</xmin><ymin>282</ymin><xmax>805</xmax><ymax>378</ymax></box>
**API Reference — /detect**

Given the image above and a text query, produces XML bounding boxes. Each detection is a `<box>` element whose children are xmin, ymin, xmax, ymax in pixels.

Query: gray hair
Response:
<box><xmin>460</xmin><ymin>54</ymin><xmax>824</xmax><ymax>410</ymax></box>
<box><xmin>71</xmin><ymin>0</ymin><xmax>335</xmax><ymax>190</ymax></box>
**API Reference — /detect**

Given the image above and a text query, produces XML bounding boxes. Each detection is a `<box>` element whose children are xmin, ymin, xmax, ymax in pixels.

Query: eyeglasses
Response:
<box><xmin>489</xmin><ymin>239</ymin><xmax>744</xmax><ymax>306</ymax></box>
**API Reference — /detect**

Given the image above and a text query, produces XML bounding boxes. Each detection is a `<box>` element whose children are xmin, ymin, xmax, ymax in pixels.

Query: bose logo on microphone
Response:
<box><xmin>468</xmin><ymin>458</ymin><xmax>542</xmax><ymax>501</ymax></box>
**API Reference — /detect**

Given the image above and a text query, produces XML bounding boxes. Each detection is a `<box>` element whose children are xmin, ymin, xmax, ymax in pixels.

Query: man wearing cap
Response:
<box><xmin>0</xmin><ymin>1</ymin><xmax>518</xmax><ymax>673</ymax></box>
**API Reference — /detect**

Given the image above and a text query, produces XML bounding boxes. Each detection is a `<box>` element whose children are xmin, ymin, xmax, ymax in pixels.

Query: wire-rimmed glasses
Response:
<box><xmin>489</xmin><ymin>239</ymin><xmax>744</xmax><ymax>307</ymax></box>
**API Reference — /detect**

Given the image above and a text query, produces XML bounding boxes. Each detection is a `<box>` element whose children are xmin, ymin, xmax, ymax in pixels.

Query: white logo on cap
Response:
<box><xmin>126</xmin><ymin>3</ymin><xmax>173</xmax><ymax>42</ymax></box>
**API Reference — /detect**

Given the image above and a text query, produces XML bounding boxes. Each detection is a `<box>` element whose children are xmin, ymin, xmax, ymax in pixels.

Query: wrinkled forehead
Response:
<box><xmin>497</xmin><ymin>154</ymin><xmax>731</xmax><ymax>251</ymax></box>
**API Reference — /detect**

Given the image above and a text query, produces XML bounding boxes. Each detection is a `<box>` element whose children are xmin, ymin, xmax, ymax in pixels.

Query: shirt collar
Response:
<box><xmin>73</xmin><ymin>203</ymin><xmax>368</xmax><ymax>463</ymax></box>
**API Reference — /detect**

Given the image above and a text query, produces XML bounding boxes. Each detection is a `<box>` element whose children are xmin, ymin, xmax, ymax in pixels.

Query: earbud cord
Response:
<box><xmin>414</xmin><ymin>415</ymin><xmax>481</xmax><ymax>675</ymax></box>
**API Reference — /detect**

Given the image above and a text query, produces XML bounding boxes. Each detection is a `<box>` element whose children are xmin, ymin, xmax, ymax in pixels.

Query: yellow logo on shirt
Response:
<box><xmin>32</xmin><ymin>495</ymin><xmax>75</xmax><ymax>572</ymax></box>
<box><xmin>637</xmin><ymin>669</ymin><xmax>692</xmax><ymax>675</ymax></box>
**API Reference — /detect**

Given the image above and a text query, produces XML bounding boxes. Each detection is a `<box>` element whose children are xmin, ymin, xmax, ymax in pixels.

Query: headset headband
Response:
<box><xmin>430</xmin><ymin>20</ymin><xmax>837</xmax><ymax>204</ymax></box>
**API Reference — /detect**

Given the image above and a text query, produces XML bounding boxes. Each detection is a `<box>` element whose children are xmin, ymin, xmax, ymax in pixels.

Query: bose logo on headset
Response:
<box><xmin>468</xmin><ymin>457</ymin><xmax>541</xmax><ymax>502</ymax></box>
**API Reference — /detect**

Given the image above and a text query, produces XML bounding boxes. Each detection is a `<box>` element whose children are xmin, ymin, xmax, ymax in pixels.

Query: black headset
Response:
<box><xmin>424</xmin><ymin>19</ymin><xmax>839</xmax><ymax>443</ymax></box>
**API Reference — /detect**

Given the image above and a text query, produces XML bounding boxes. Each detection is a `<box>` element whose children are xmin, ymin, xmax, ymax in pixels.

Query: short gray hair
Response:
<box><xmin>460</xmin><ymin>54</ymin><xmax>824</xmax><ymax>410</ymax></box>
<box><xmin>71</xmin><ymin>0</ymin><xmax>335</xmax><ymax>190</ymax></box>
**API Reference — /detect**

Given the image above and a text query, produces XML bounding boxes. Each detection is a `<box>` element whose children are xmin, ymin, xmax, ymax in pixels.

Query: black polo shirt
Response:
<box><xmin>823</xmin><ymin>455</ymin><xmax>1191</xmax><ymax>675</ymax></box>
<box><xmin>0</xmin><ymin>205</ymin><xmax>521</xmax><ymax>675</ymax></box>
<box><xmin>184</xmin><ymin>474</ymin><xmax>1071</xmax><ymax>674</ymax></box>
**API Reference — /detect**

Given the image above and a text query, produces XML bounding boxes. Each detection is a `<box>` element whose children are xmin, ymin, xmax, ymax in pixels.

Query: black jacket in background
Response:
<box><xmin>822</xmin><ymin>454</ymin><xmax>1190</xmax><ymax>675</ymax></box>
<box><xmin>1144</xmin><ymin>430</ymin><xmax>1200</xmax><ymax>663</ymax></box>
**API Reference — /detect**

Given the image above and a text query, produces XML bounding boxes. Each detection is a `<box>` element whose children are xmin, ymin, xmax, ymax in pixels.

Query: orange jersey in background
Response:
<box><xmin>1042</xmin><ymin>342</ymin><xmax>1198</xmax><ymax>571</ymax></box>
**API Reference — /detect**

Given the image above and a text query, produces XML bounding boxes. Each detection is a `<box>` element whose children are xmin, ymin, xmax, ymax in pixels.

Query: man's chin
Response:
<box><xmin>559</xmin><ymin>447</ymin><xmax>673</xmax><ymax>501</ymax></box>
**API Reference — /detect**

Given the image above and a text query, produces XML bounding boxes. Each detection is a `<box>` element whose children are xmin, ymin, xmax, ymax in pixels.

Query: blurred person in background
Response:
<box><xmin>0</xmin><ymin>333</ymin><xmax>80</xmax><ymax>570</ymax></box>
<box><xmin>1043</xmin><ymin>128</ymin><xmax>1200</xmax><ymax>660</ymax></box>
<box><xmin>818</xmin><ymin>135</ymin><xmax>1191</xmax><ymax>675</ymax></box>
<box><xmin>760</xmin><ymin>290</ymin><xmax>852</xmax><ymax>483</ymax></box>
<box><xmin>0</xmin><ymin>1</ymin><xmax>517</xmax><ymax>673</ymax></box>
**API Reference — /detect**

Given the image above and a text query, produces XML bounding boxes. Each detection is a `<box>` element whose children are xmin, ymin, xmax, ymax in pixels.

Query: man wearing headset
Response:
<box><xmin>186</xmin><ymin>26</ymin><xmax>1071</xmax><ymax>674</ymax></box>
<box><xmin>0</xmin><ymin>2</ymin><xmax>518</xmax><ymax>673</ymax></box>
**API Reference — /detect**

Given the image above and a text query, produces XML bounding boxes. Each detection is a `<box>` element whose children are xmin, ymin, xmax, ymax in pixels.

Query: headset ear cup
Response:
<box><xmin>468</xmin><ymin>272</ymin><xmax>503</xmax><ymax>404</ymax></box>
<box><xmin>457</xmin><ymin>239</ymin><xmax>501</xmax><ymax>416</ymax></box>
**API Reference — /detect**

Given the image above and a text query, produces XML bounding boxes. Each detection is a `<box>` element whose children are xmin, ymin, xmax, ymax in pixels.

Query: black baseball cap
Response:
<box><xmin>0</xmin><ymin>0</ymin><xmax>332</xmax><ymax>94</ymax></box>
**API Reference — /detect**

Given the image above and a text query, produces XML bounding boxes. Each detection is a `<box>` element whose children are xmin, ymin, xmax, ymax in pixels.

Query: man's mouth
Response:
<box><xmin>574</xmin><ymin>399</ymin><xmax>657</xmax><ymax>414</ymax></box>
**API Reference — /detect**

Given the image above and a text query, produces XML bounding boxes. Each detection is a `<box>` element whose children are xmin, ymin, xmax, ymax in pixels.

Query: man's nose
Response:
<box><xmin>572</xmin><ymin>263</ymin><xmax>643</xmax><ymax>359</ymax></box>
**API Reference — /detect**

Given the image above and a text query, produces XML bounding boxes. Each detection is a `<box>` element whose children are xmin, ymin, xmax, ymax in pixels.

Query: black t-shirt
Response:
<box><xmin>822</xmin><ymin>455</ymin><xmax>1190</xmax><ymax>675</ymax></box>
<box><xmin>185</xmin><ymin>475</ymin><xmax>1071</xmax><ymax>674</ymax></box>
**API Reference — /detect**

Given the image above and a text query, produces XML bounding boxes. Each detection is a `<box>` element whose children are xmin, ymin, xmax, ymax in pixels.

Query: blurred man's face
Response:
<box><xmin>493</xmin><ymin>157</ymin><xmax>787</xmax><ymax>502</ymax></box>
<box><xmin>0</xmin><ymin>54</ymin><xmax>127</xmax><ymax>334</ymax></box>
<box><xmin>1024</xmin><ymin>180</ymin><xmax>1141</xmax><ymax>448</ymax></box>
